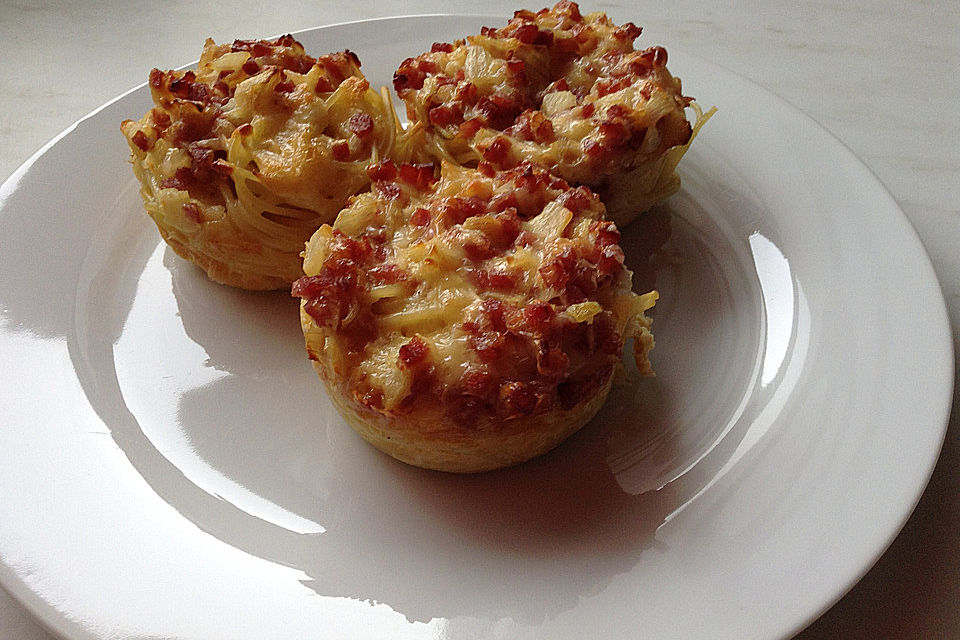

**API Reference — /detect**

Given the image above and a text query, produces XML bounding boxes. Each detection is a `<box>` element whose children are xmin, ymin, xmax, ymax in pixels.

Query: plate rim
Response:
<box><xmin>0</xmin><ymin>13</ymin><xmax>953</xmax><ymax>640</ymax></box>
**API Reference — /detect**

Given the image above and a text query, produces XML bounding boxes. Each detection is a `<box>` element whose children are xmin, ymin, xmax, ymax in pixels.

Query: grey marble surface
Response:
<box><xmin>1</xmin><ymin>1</ymin><xmax>957</xmax><ymax>638</ymax></box>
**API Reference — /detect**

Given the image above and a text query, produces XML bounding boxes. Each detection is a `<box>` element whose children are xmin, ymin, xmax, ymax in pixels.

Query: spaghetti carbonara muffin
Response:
<box><xmin>292</xmin><ymin>159</ymin><xmax>657</xmax><ymax>472</ymax></box>
<box><xmin>393</xmin><ymin>1</ymin><xmax>710</xmax><ymax>228</ymax></box>
<box><xmin>121</xmin><ymin>35</ymin><xmax>405</xmax><ymax>290</ymax></box>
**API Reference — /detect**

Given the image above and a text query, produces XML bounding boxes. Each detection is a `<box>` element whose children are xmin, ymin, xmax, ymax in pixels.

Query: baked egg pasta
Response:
<box><xmin>122</xmin><ymin>35</ymin><xmax>404</xmax><ymax>289</ymax></box>
<box><xmin>394</xmin><ymin>1</ymin><xmax>710</xmax><ymax>227</ymax></box>
<box><xmin>293</xmin><ymin>160</ymin><xmax>656</xmax><ymax>472</ymax></box>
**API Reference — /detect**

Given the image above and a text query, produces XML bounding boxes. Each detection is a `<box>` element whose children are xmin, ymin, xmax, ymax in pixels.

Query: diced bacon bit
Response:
<box><xmin>166</xmin><ymin>71</ymin><xmax>218</xmax><ymax>105</ymax></box>
<box><xmin>398</xmin><ymin>163</ymin><xmax>437</xmax><ymax>191</ymax></box>
<box><xmin>475</xmin><ymin>95</ymin><xmax>522</xmax><ymax>130</ymax></box>
<box><xmin>583</xmin><ymin>138</ymin><xmax>603</xmax><ymax>160</ymax></box>
<box><xmin>274</xmin><ymin>78</ymin><xmax>295</xmax><ymax>93</ymax></box>
<box><xmin>469</xmin><ymin>329</ymin><xmax>505</xmax><ymax>363</ymax></box>
<box><xmin>459</xmin><ymin>117</ymin><xmax>484</xmax><ymax>140</ymax></box>
<box><xmin>342</xmin><ymin>49</ymin><xmax>362</xmax><ymax>68</ymax></box>
<box><xmin>393</xmin><ymin>57</ymin><xmax>437</xmax><ymax>93</ymax></box>
<box><xmin>171</xmin><ymin>105</ymin><xmax>217</xmax><ymax>144</ymax></box>
<box><xmin>455</xmin><ymin>82</ymin><xmax>478</xmax><ymax>104</ymax></box>
<box><xmin>643</xmin><ymin>45</ymin><xmax>668</xmax><ymax>67</ymax></box>
<box><xmin>595</xmin><ymin>76</ymin><xmax>630</xmax><ymax>97</ymax></box>
<box><xmin>438</xmin><ymin>196</ymin><xmax>486</xmax><ymax>226</ymax></box>
<box><xmin>511</xmin><ymin>164</ymin><xmax>553</xmax><ymax>201</ymax></box>
<box><xmin>478</xmin><ymin>297</ymin><xmax>509</xmax><ymax>331</ymax></box>
<box><xmin>507</xmin><ymin>110</ymin><xmax>555</xmax><ymax>143</ymax></box>
<box><xmin>607</xmin><ymin>104</ymin><xmax>630</xmax><ymax>119</ymax></box>
<box><xmin>613</xmin><ymin>22</ymin><xmax>642</xmax><ymax>42</ymax></box>
<box><xmin>469</xmin><ymin>265</ymin><xmax>521</xmax><ymax>293</ymax></box>
<box><xmin>462</xmin><ymin>367</ymin><xmax>495</xmax><ymax>398</ymax></box>
<box><xmin>368</xmin><ymin>263</ymin><xmax>408</xmax><ymax>284</ymax></box>
<box><xmin>347</xmin><ymin>112</ymin><xmax>374</xmax><ymax>137</ymax></box>
<box><xmin>182</xmin><ymin>202</ymin><xmax>204</xmax><ymax>223</ymax></box>
<box><xmin>556</xmin><ymin>186</ymin><xmax>593</xmax><ymax>213</ymax></box>
<box><xmin>477</xmin><ymin>160</ymin><xmax>496</xmax><ymax>178</ymax></box>
<box><xmin>398</xmin><ymin>336</ymin><xmax>430</xmax><ymax>368</ymax></box>
<box><xmin>539</xmin><ymin>245</ymin><xmax>579</xmax><ymax>290</ymax></box>
<box><xmin>499</xmin><ymin>381</ymin><xmax>538</xmax><ymax>415</ymax></box>
<box><xmin>149</xmin><ymin>68</ymin><xmax>164</xmax><ymax>89</ymax></box>
<box><xmin>467</xmin><ymin>268</ymin><xmax>491</xmax><ymax>290</ymax></box>
<box><xmin>151</xmin><ymin>109</ymin><xmax>171</xmax><ymax>128</ymax></box>
<box><xmin>505</xmin><ymin>23</ymin><xmax>538</xmax><ymax>44</ymax></box>
<box><xmin>315</xmin><ymin>75</ymin><xmax>335</xmax><ymax>93</ymax></box>
<box><xmin>428</xmin><ymin>104</ymin><xmax>463</xmax><ymax>127</ymax></box>
<box><xmin>231</xmin><ymin>40</ymin><xmax>271</xmax><ymax>58</ymax></box>
<box><xmin>431</xmin><ymin>42</ymin><xmax>454</xmax><ymax>53</ymax></box>
<box><xmin>481</xmin><ymin>136</ymin><xmax>512</xmax><ymax>164</ymax></box>
<box><xmin>291</xmin><ymin>231</ymin><xmax>370</xmax><ymax>328</ymax></box>
<box><xmin>596</xmin><ymin>243</ymin><xmax>626</xmax><ymax>277</ymax></box>
<box><xmin>581</xmin><ymin>102</ymin><xmax>595</xmax><ymax>118</ymax></box>
<box><xmin>131</xmin><ymin>130</ymin><xmax>152</xmax><ymax>151</ymax></box>
<box><xmin>431</xmin><ymin>74</ymin><xmax>455</xmax><ymax>88</ymax></box>
<box><xmin>316</xmin><ymin>54</ymin><xmax>352</xmax><ymax>85</ymax></box>
<box><xmin>514</xmin><ymin>230</ymin><xmax>536</xmax><ymax>247</ymax></box>
<box><xmin>505</xmin><ymin>57</ymin><xmax>527</xmax><ymax>79</ymax></box>
<box><xmin>461</xmin><ymin>232</ymin><xmax>494</xmax><ymax>262</ymax></box>
<box><xmin>553</xmin><ymin>32</ymin><xmax>581</xmax><ymax>55</ymax></box>
<box><xmin>523</xmin><ymin>301</ymin><xmax>555</xmax><ymax>331</ymax></box>
<box><xmin>332</xmin><ymin>140</ymin><xmax>350</xmax><ymax>161</ymax></box>
<box><xmin>591</xmin><ymin>219</ymin><xmax>621</xmax><ymax>245</ymax></box>
<box><xmin>598</xmin><ymin>120</ymin><xmax>630</xmax><ymax>147</ymax></box>
<box><xmin>367</xmin><ymin>160</ymin><xmax>399</xmax><ymax>182</ymax></box>
<box><xmin>242</xmin><ymin>59</ymin><xmax>260</xmax><ymax>75</ymax></box>
<box><xmin>410</xmin><ymin>207</ymin><xmax>431</xmax><ymax>226</ymax></box>
<box><xmin>590</xmin><ymin>220</ymin><xmax>625</xmax><ymax>277</ymax></box>
<box><xmin>488</xmin><ymin>191</ymin><xmax>519</xmax><ymax>214</ymax></box>
<box><xmin>548</xmin><ymin>174</ymin><xmax>571</xmax><ymax>191</ymax></box>
<box><xmin>555</xmin><ymin>0</ymin><xmax>583</xmax><ymax>22</ymax></box>
<box><xmin>184</xmin><ymin>143</ymin><xmax>226</xmax><ymax>184</ymax></box>
<box><xmin>160</xmin><ymin>167</ymin><xmax>194</xmax><ymax>191</ymax></box>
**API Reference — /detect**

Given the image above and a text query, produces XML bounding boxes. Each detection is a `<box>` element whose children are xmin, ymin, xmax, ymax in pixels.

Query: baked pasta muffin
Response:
<box><xmin>121</xmin><ymin>35</ymin><xmax>406</xmax><ymax>289</ymax></box>
<box><xmin>292</xmin><ymin>159</ymin><xmax>657</xmax><ymax>472</ymax></box>
<box><xmin>393</xmin><ymin>1</ymin><xmax>710</xmax><ymax>228</ymax></box>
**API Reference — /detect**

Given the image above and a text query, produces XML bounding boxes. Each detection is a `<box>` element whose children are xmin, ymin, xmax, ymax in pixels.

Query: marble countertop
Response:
<box><xmin>1</xmin><ymin>1</ymin><xmax>957</xmax><ymax>638</ymax></box>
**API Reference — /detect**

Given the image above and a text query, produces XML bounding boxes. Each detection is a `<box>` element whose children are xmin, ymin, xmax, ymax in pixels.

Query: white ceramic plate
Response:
<box><xmin>0</xmin><ymin>15</ymin><xmax>951</xmax><ymax>640</ymax></box>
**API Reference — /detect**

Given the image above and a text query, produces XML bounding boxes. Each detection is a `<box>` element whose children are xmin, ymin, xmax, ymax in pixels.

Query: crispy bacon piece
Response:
<box><xmin>347</xmin><ymin>112</ymin><xmax>374</xmax><ymax>137</ymax></box>
<box><xmin>398</xmin><ymin>336</ymin><xmax>430</xmax><ymax>368</ymax></box>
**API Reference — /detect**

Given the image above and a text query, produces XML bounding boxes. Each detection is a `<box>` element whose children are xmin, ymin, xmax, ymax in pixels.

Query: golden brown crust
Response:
<box><xmin>305</xmin><ymin>307</ymin><xmax>615</xmax><ymax>472</ymax></box>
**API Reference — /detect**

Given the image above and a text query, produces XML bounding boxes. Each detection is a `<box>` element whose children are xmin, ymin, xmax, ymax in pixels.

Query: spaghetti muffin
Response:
<box><xmin>122</xmin><ymin>35</ymin><xmax>407</xmax><ymax>290</ymax></box>
<box><xmin>393</xmin><ymin>1</ymin><xmax>710</xmax><ymax>227</ymax></box>
<box><xmin>292</xmin><ymin>159</ymin><xmax>657</xmax><ymax>472</ymax></box>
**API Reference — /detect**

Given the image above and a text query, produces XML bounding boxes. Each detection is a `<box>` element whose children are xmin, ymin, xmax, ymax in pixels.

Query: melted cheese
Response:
<box><xmin>300</xmin><ymin>160</ymin><xmax>656</xmax><ymax>413</ymax></box>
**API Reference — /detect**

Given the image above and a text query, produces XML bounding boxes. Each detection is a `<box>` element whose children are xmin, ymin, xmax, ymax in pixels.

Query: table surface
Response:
<box><xmin>1</xmin><ymin>1</ymin><xmax>957</xmax><ymax>638</ymax></box>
